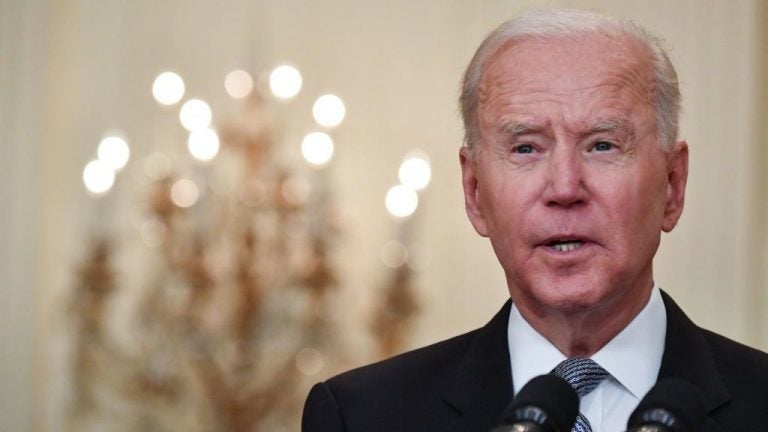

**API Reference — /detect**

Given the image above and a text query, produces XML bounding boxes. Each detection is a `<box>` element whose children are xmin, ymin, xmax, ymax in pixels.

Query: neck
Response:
<box><xmin>514</xmin><ymin>284</ymin><xmax>653</xmax><ymax>358</ymax></box>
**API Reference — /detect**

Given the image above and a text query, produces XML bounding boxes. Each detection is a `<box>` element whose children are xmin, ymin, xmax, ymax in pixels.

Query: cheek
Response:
<box><xmin>603</xmin><ymin>169</ymin><xmax>667</xmax><ymax>252</ymax></box>
<box><xmin>478</xmin><ymin>173</ymin><xmax>542</xmax><ymax>262</ymax></box>
<box><xmin>479</xmin><ymin>173</ymin><xmax>535</xmax><ymax>231</ymax></box>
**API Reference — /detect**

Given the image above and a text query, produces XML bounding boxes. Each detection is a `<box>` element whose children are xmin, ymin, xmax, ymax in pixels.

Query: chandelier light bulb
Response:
<box><xmin>301</xmin><ymin>131</ymin><xmax>334</xmax><ymax>167</ymax></box>
<box><xmin>83</xmin><ymin>159</ymin><xmax>116</xmax><ymax>195</ymax></box>
<box><xmin>170</xmin><ymin>178</ymin><xmax>200</xmax><ymax>208</ymax></box>
<box><xmin>398</xmin><ymin>153</ymin><xmax>431</xmax><ymax>191</ymax></box>
<box><xmin>385</xmin><ymin>184</ymin><xmax>419</xmax><ymax>218</ymax></box>
<box><xmin>152</xmin><ymin>71</ymin><xmax>185</xmax><ymax>106</ymax></box>
<box><xmin>187</xmin><ymin>127</ymin><xmax>220</xmax><ymax>161</ymax></box>
<box><xmin>97</xmin><ymin>135</ymin><xmax>130</xmax><ymax>171</ymax></box>
<box><xmin>224</xmin><ymin>69</ymin><xmax>253</xmax><ymax>99</ymax></box>
<box><xmin>179</xmin><ymin>99</ymin><xmax>212</xmax><ymax>131</ymax></box>
<box><xmin>269</xmin><ymin>65</ymin><xmax>302</xmax><ymax>99</ymax></box>
<box><xmin>312</xmin><ymin>94</ymin><xmax>346</xmax><ymax>128</ymax></box>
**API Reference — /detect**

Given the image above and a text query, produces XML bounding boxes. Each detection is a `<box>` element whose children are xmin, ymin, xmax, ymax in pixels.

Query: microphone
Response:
<box><xmin>626</xmin><ymin>379</ymin><xmax>706</xmax><ymax>432</ymax></box>
<box><xmin>491</xmin><ymin>374</ymin><xmax>579</xmax><ymax>432</ymax></box>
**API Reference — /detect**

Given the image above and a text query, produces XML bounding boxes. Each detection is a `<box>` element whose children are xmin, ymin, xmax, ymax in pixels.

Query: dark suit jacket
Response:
<box><xmin>302</xmin><ymin>292</ymin><xmax>768</xmax><ymax>431</ymax></box>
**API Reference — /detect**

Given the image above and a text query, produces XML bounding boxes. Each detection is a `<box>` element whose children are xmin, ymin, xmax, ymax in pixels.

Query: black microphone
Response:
<box><xmin>626</xmin><ymin>379</ymin><xmax>706</xmax><ymax>432</ymax></box>
<box><xmin>491</xmin><ymin>374</ymin><xmax>579</xmax><ymax>432</ymax></box>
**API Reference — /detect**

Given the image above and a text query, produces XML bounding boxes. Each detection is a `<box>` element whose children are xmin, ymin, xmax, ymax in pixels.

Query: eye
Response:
<box><xmin>592</xmin><ymin>141</ymin><xmax>615</xmax><ymax>152</ymax></box>
<box><xmin>512</xmin><ymin>144</ymin><xmax>536</xmax><ymax>154</ymax></box>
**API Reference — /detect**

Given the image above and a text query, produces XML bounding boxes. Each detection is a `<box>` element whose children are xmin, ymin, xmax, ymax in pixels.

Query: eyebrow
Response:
<box><xmin>499</xmin><ymin>118</ymin><xmax>636</xmax><ymax>140</ymax></box>
<box><xmin>589</xmin><ymin>119</ymin><xmax>635</xmax><ymax>140</ymax></box>
<box><xmin>500</xmin><ymin>121</ymin><xmax>544</xmax><ymax>136</ymax></box>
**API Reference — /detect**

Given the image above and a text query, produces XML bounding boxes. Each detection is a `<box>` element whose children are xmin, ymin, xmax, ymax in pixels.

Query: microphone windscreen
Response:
<box><xmin>501</xmin><ymin>374</ymin><xmax>579</xmax><ymax>432</ymax></box>
<box><xmin>628</xmin><ymin>379</ymin><xmax>706</xmax><ymax>432</ymax></box>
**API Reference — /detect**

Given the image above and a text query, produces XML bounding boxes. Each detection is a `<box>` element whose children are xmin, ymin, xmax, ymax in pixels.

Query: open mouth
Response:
<box><xmin>547</xmin><ymin>240</ymin><xmax>584</xmax><ymax>252</ymax></box>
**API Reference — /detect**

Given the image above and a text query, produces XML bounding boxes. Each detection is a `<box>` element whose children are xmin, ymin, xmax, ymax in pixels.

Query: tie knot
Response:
<box><xmin>551</xmin><ymin>357</ymin><xmax>609</xmax><ymax>397</ymax></box>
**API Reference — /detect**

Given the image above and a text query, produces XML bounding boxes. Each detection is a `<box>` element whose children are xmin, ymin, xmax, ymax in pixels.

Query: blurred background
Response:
<box><xmin>1</xmin><ymin>0</ymin><xmax>766</xmax><ymax>430</ymax></box>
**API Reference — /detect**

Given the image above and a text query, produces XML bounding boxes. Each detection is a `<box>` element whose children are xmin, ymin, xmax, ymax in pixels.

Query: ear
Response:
<box><xmin>459</xmin><ymin>146</ymin><xmax>489</xmax><ymax>237</ymax></box>
<box><xmin>661</xmin><ymin>140</ymin><xmax>689</xmax><ymax>232</ymax></box>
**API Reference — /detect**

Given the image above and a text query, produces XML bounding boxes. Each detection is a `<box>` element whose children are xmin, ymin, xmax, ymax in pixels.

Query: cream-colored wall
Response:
<box><xmin>1</xmin><ymin>1</ymin><xmax>48</xmax><ymax>430</ymax></box>
<box><xmin>1</xmin><ymin>1</ymin><xmax>765</xmax><ymax>430</ymax></box>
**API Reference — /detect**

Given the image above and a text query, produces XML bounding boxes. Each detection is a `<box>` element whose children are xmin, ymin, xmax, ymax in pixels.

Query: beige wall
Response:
<box><xmin>1</xmin><ymin>1</ymin><xmax>48</xmax><ymax>430</ymax></box>
<box><xmin>1</xmin><ymin>1</ymin><xmax>766</xmax><ymax>430</ymax></box>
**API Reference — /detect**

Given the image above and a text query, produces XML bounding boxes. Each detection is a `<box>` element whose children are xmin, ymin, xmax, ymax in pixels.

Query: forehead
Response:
<box><xmin>477</xmin><ymin>34</ymin><xmax>656</xmax><ymax>128</ymax></box>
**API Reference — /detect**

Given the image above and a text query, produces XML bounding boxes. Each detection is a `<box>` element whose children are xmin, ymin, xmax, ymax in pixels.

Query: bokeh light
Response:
<box><xmin>301</xmin><ymin>132</ymin><xmax>334</xmax><ymax>167</ymax></box>
<box><xmin>170</xmin><ymin>178</ymin><xmax>200</xmax><ymax>208</ymax></box>
<box><xmin>83</xmin><ymin>159</ymin><xmax>116</xmax><ymax>195</ymax></box>
<box><xmin>224</xmin><ymin>69</ymin><xmax>253</xmax><ymax>99</ymax></box>
<box><xmin>295</xmin><ymin>347</ymin><xmax>324</xmax><ymax>376</ymax></box>
<box><xmin>280</xmin><ymin>176</ymin><xmax>311</xmax><ymax>206</ymax></box>
<box><xmin>187</xmin><ymin>127</ymin><xmax>220</xmax><ymax>162</ymax></box>
<box><xmin>179</xmin><ymin>99</ymin><xmax>212</xmax><ymax>131</ymax></box>
<box><xmin>312</xmin><ymin>94</ymin><xmax>346</xmax><ymax>128</ymax></box>
<box><xmin>398</xmin><ymin>152</ymin><xmax>431</xmax><ymax>191</ymax></box>
<box><xmin>152</xmin><ymin>71</ymin><xmax>185</xmax><ymax>106</ymax></box>
<box><xmin>385</xmin><ymin>184</ymin><xmax>418</xmax><ymax>218</ymax></box>
<box><xmin>269</xmin><ymin>65</ymin><xmax>302</xmax><ymax>99</ymax></box>
<box><xmin>380</xmin><ymin>240</ymin><xmax>408</xmax><ymax>268</ymax></box>
<box><xmin>97</xmin><ymin>135</ymin><xmax>130</xmax><ymax>171</ymax></box>
<box><xmin>140</xmin><ymin>219</ymin><xmax>167</xmax><ymax>248</ymax></box>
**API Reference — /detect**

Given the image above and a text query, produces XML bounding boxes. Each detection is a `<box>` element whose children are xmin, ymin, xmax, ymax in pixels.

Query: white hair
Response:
<box><xmin>459</xmin><ymin>9</ymin><xmax>681</xmax><ymax>151</ymax></box>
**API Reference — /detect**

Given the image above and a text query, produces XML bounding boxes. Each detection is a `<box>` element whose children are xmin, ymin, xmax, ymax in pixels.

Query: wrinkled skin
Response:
<box><xmin>460</xmin><ymin>35</ymin><xmax>688</xmax><ymax>356</ymax></box>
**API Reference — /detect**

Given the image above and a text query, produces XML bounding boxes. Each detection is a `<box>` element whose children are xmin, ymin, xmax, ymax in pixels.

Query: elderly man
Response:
<box><xmin>302</xmin><ymin>9</ymin><xmax>768</xmax><ymax>432</ymax></box>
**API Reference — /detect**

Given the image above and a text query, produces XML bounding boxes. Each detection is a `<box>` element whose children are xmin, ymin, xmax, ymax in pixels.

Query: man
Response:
<box><xmin>302</xmin><ymin>9</ymin><xmax>768</xmax><ymax>432</ymax></box>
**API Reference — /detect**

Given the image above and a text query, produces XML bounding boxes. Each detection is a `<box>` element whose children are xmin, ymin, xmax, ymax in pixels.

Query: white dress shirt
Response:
<box><xmin>507</xmin><ymin>286</ymin><xmax>667</xmax><ymax>432</ymax></box>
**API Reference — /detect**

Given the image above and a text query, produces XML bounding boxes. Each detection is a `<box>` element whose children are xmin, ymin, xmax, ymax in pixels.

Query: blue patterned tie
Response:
<box><xmin>551</xmin><ymin>358</ymin><xmax>609</xmax><ymax>432</ymax></box>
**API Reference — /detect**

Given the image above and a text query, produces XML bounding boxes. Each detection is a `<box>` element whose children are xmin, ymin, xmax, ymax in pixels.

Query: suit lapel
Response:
<box><xmin>658</xmin><ymin>291</ymin><xmax>730</xmax><ymax>432</ymax></box>
<box><xmin>442</xmin><ymin>301</ymin><xmax>513</xmax><ymax>432</ymax></box>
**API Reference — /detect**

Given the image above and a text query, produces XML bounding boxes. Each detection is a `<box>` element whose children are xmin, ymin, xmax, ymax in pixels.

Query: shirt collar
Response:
<box><xmin>508</xmin><ymin>285</ymin><xmax>666</xmax><ymax>399</ymax></box>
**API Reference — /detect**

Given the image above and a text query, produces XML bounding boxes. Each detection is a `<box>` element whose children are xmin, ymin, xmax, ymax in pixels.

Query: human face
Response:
<box><xmin>460</xmin><ymin>36</ymin><xmax>688</xmax><ymax>316</ymax></box>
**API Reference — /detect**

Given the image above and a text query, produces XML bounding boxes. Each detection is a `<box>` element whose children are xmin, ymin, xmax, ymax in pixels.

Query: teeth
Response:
<box><xmin>552</xmin><ymin>241</ymin><xmax>583</xmax><ymax>252</ymax></box>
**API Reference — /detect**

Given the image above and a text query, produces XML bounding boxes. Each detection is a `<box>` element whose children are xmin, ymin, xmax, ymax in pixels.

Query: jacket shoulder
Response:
<box><xmin>703</xmin><ymin>329</ymin><xmax>768</xmax><ymax>387</ymax></box>
<box><xmin>701</xmin><ymin>329</ymin><xmax>768</xmax><ymax>428</ymax></box>
<box><xmin>326</xmin><ymin>327</ymin><xmax>482</xmax><ymax>398</ymax></box>
<box><xmin>302</xmin><ymin>328</ymin><xmax>485</xmax><ymax>432</ymax></box>
<box><xmin>303</xmin><ymin>302</ymin><xmax>513</xmax><ymax>432</ymax></box>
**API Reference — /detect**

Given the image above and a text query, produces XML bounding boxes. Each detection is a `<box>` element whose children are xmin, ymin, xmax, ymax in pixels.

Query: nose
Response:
<box><xmin>542</xmin><ymin>147</ymin><xmax>588</xmax><ymax>208</ymax></box>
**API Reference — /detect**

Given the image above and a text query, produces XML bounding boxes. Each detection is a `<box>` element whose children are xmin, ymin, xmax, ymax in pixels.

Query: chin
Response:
<box><xmin>545</xmin><ymin>296</ymin><xmax>602</xmax><ymax>314</ymax></box>
<box><xmin>519</xmin><ymin>274</ymin><xmax>614</xmax><ymax>314</ymax></box>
